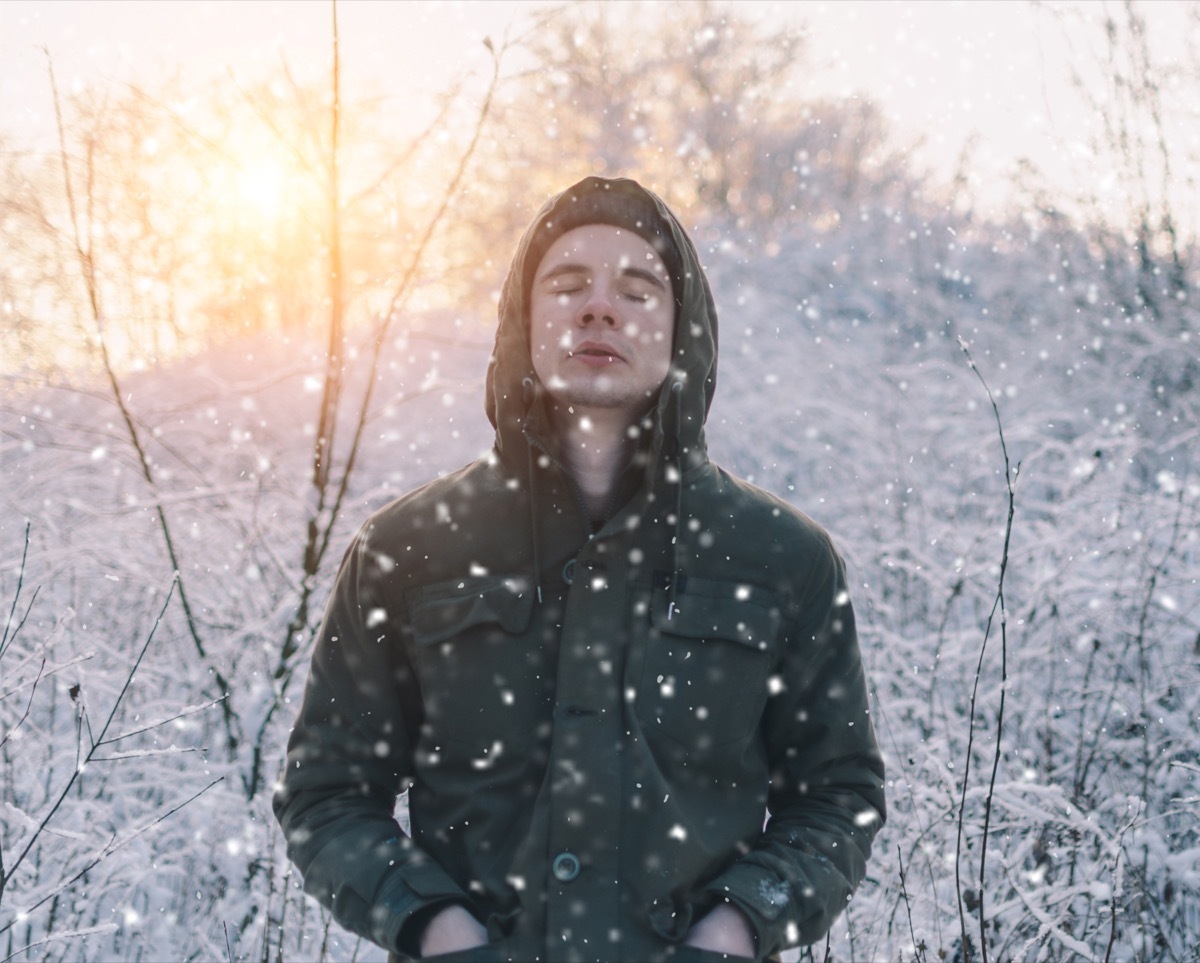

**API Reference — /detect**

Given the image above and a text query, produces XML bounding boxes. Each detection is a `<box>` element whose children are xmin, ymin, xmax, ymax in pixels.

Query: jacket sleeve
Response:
<box><xmin>703</xmin><ymin>540</ymin><xmax>886</xmax><ymax>957</ymax></box>
<box><xmin>272</xmin><ymin>527</ymin><xmax>471</xmax><ymax>957</ymax></box>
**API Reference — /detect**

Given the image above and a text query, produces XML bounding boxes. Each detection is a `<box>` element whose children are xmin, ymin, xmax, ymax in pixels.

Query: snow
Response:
<box><xmin>3</xmin><ymin>112</ymin><xmax>1199</xmax><ymax>963</ymax></box>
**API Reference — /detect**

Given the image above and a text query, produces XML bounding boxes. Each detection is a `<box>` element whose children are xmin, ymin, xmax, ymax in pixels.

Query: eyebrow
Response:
<box><xmin>538</xmin><ymin>262</ymin><xmax>668</xmax><ymax>291</ymax></box>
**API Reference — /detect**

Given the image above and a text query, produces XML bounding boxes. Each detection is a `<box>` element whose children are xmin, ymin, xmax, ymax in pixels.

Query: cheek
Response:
<box><xmin>648</xmin><ymin>309</ymin><xmax>676</xmax><ymax>354</ymax></box>
<box><xmin>531</xmin><ymin>326</ymin><xmax>572</xmax><ymax>352</ymax></box>
<box><xmin>634</xmin><ymin>304</ymin><xmax>674</xmax><ymax>344</ymax></box>
<box><xmin>528</xmin><ymin>319</ymin><xmax>566</xmax><ymax>379</ymax></box>
<box><xmin>527</xmin><ymin>314</ymin><xmax>554</xmax><ymax>349</ymax></box>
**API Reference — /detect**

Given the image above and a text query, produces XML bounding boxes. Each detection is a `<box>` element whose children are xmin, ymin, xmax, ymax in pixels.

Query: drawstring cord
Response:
<box><xmin>521</xmin><ymin>378</ymin><xmax>544</xmax><ymax>604</ymax></box>
<box><xmin>667</xmin><ymin>381</ymin><xmax>684</xmax><ymax>620</ymax></box>
<box><xmin>520</xmin><ymin>375</ymin><xmax>686</xmax><ymax>615</ymax></box>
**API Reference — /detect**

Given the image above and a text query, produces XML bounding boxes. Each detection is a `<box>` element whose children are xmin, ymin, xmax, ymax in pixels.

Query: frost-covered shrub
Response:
<box><xmin>708</xmin><ymin>194</ymin><xmax>1199</xmax><ymax>962</ymax></box>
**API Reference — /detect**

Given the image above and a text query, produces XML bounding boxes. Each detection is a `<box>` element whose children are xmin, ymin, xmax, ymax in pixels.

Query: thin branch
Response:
<box><xmin>897</xmin><ymin>845</ymin><xmax>925</xmax><ymax>963</ymax></box>
<box><xmin>1103</xmin><ymin>848</ymin><xmax>1122</xmax><ymax>963</ymax></box>
<box><xmin>227</xmin><ymin>64</ymin><xmax>317</xmax><ymax>176</ymax></box>
<box><xmin>97</xmin><ymin>696</ymin><xmax>228</xmax><ymax>746</ymax></box>
<box><xmin>0</xmin><ymin>658</ymin><xmax>45</xmax><ymax>751</ymax></box>
<box><xmin>344</xmin><ymin>79</ymin><xmax>464</xmax><ymax>208</ymax></box>
<box><xmin>309</xmin><ymin>0</ymin><xmax>346</xmax><ymax>531</ymax></box>
<box><xmin>0</xmin><ymin>776</ymin><xmax>223</xmax><ymax>933</ymax></box>
<box><xmin>371</xmin><ymin>39</ymin><xmax>504</xmax><ymax>340</ymax></box>
<box><xmin>1073</xmin><ymin>486</ymin><xmax>1187</xmax><ymax>806</ymax></box>
<box><xmin>0</xmin><ymin>924</ymin><xmax>120</xmax><ymax>963</ymax></box>
<box><xmin>323</xmin><ymin>39</ymin><xmax>504</xmax><ymax>568</ymax></box>
<box><xmin>0</xmin><ymin>522</ymin><xmax>33</xmax><ymax>659</ymax></box>
<box><xmin>953</xmin><ymin>337</ymin><xmax>1018</xmax><ymax>963</ymax></box>
<box><xmin>89</xmin><ymin>746</ymin><xmax>203</xmax><ymax>762</ymax></box>
<box><xmin>0</xmin><ymin>581</ymin><xmax>175</xmax><ymax>906</ymax></box>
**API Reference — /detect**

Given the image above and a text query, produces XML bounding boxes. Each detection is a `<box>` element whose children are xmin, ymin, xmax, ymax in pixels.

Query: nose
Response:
<box><xmin>578</xmin><ymin>282</ymin><xmax>618</xmax><ymax>327</ymax></box>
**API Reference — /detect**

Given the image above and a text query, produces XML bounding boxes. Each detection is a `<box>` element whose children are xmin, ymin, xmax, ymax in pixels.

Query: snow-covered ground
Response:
<box><xmin>3</xmin><ymin>205</ymin><xmax>1197</xmax><ymax>961</ymax></box>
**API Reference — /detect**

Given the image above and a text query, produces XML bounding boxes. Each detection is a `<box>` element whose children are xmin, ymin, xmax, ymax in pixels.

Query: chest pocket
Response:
<box><xmin>638</xmin><ymin>575</ymin><xmax>781</xmax><ymax>752</ymax></box>
<box><xmin>407</xmin><ymin>576</ymin><xmax>548</xmax><ymax>753</ymax></box>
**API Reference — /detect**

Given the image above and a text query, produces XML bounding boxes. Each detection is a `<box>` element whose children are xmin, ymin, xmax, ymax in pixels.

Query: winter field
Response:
<box><xmin>4</xmin><ymin>199</ymin><xmax>1198</xmax><ymax>961</ymax></box>
<box><xmin>3</xmin><ymin>3</ymin><xmax>1199</xmax><ymax>960</ymax></box>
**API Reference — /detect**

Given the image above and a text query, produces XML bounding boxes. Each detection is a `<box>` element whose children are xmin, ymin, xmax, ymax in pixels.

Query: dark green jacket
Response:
<box><xmin>274</xmin><ymin>177</ymin><xmax>885</xmax><ymax>963</ymax></box>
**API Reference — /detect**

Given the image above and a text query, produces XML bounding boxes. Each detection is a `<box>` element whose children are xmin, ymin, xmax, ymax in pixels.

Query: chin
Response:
<box><xmin>552</xmin><ymin>385</ymin><xmax>634</xmax><ymax>411</ymax></box>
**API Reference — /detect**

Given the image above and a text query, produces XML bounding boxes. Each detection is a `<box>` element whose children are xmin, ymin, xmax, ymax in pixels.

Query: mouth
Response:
<box><xmin>567</xmin><ymin>341</ymin><xmax>625</xmax><ymax>363</ymax></box>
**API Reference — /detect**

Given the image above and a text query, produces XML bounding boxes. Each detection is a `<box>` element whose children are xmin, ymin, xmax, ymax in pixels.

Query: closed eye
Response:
<box><xmin>618</xmin><ymin>278</ymin><xmax>663</xmax><ymax>305</ymax></box>
<box><xmin>539</xmin><ymin>265</ymin><xmax>591</xmax><ymax>294</ymax></box>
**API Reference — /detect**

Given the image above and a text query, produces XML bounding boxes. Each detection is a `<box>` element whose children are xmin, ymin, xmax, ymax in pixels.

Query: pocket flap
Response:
<box><xmin>651</xmin><ymin>574</ymin><xmax>781</xmax><ymax>650</ymax></box>
<box><xmin>408</xmin><ymin>576</ymin><xmax>534</xmax><ymax>647</ymax></box>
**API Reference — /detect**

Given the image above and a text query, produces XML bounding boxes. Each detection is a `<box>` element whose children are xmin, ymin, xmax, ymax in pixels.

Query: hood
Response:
<box><xmin>485</xmin><ymin>176</ymin><xmax>719</xmax><ymax>468</ymax></box>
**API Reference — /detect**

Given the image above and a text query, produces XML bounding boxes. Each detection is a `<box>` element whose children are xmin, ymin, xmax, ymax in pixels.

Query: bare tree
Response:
<box><xmin>1038</xmin><ymin>0</ymin><xmax>1194</xmax><ymax>315</ymax></box>
<box><xmin>241</xmin><ymin>13</ymin><xmax>506</xmax><ymax>801</ymax></box>
<box><xmin>45</xmin><ymin>51</ymin><xmax>242</xmax><ymax>752</ymax></box>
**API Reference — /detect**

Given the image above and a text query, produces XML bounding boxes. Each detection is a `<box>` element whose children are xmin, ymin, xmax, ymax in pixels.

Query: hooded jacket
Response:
<box><xmin>274</xmin><ymin>177</ymin><xmax>886</xmax><ymax>963</ymax></box>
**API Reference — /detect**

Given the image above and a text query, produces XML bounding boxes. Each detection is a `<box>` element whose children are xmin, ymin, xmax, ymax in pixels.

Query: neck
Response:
<box><xmin>549</xmin><ymin>405</ymin><xmax>637</xmax><ymax>523</ymax></box>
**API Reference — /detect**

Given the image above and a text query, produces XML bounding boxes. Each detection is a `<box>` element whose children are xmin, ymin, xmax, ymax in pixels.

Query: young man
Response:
<box><xmin>274</xmin><ymin>177</ymin><xmax>885</xmax><ymax>963</ymax></box>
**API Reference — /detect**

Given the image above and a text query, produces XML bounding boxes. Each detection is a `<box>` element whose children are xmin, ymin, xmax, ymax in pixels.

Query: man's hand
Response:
<box><xmin>418</xmin><ymin>904</ymin><xmax>488</xmax><ymax>958</ymax></box>
<box><xmin>683</xmin><ymin>902</ymin><xmax>756</xmax><ymax>958</ymax></box>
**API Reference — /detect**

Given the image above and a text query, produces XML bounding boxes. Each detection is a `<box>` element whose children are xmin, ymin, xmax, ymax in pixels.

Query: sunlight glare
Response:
<box><xmin>234</xmin><ymin>157</ymin><xmax>290</xmax><ymax>226</ymax></box>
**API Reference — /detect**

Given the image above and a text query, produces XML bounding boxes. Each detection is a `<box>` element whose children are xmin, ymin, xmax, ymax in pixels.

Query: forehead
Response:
<box><xmin>535</xmin><ymin>224</ymin><xmax>664</xmax><ymax>276</ymax></box>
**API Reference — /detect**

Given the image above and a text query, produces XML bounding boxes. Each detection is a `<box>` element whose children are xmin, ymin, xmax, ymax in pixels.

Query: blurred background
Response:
<box><xmin>4</xmin><ymin>0</ymin><xmax>1195</xmax><ymax>374</ymax></box>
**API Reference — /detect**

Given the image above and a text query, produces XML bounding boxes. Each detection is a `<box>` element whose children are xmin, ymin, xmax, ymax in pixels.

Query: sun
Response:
<box><xmin>232</xmin><ymin>156</ymin><xmax>291</xmax><ymax>226</ymax></box>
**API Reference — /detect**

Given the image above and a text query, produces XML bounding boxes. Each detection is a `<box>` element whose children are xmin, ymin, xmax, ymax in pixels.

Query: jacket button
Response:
<box><xmin>562</xmin><ymin>559</ymin><xmax>576</xmax><ymax>585</ymax></box>
<box><xmin>552</xmin><ymin>851</ymin><xmax>581</xmax><ymax>882</ymax></box>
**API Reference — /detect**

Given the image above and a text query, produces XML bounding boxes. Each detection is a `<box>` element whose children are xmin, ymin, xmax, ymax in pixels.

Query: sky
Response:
<box><xmin>1</xmin><ymin>0</ymin><xmax>1196</xmax><ymax>218</ymax></box>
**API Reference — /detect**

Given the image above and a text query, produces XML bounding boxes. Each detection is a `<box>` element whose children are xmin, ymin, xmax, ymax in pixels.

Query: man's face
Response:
<box><xmin>529</xmin><ymin>225</ymin><xmax>676</xmax><ymax>422</ymax></box>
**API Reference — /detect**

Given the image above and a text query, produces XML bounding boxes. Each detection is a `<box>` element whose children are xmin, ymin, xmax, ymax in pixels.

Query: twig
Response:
<box><xmin>1000</xmin><ymin>858</ymin><xmax>1097</xmax><ymax>960</ymax></box>
<box><xmin>1135</xmin><ymin>488</ymin><xmax>1186</xmax><ymax>803</ymax></box>
<box><xmin>97</xmin><ymin>695</ymin><xmax>228</xmax><ymax>745</ymax></box>
<box><xmin>0</xmin><ymin>651</ymin><xmax>92</xmax><ymax>705</ymax></box>
<box><xmin>953</xmin><ymin>338</ymin><xmax>1018</xmax><ymax>963</ymax></box>
<box><xmin>0</xmin><ymin>776</ymin><xmax>223</xmax><ymax>933</ymax></box>
<box><xmin>925</xmin><ymin>576</ymin><xmax>963</xmax><ymax>736</ymax></box>
<box><xmin>898</xmin><ymin>845</ymin><xmax>925</xmax><ymax>963</ymax></box>
<box><xmin>344</xmin><ymin>79</ymin><xmax>464</xmax><ymax>208</ymax></box>
<box><xmin>0</xmin><ymin>581</ymin><xmax>175</xmax><ymax>909</ymax></box>
<box><xmin>89</xmin><ymin>746</ymin><xmax>203</xmax><ymax>762</ymax></box>
<box><xmin>1103</xmin><ymin>848</ymin><xmax>1122</xmax><ymax>963</ymax></box>
<box><xmin>0</xmin><ymin>658</ymin><xmax>45</xmax><ymax>751</ymax></box>
<box><xmin>0</xmin><ymin>585</ymin><xmax>38</xmax><ymax>666</ymax></box>
<box><xmin>0</xmin><ymin>522</ymin><xmax>34</xmax><ymax>659</ymax></box>
<box><xmin>307</xmin><ymin>0</ymin><xmax>347</xmax><ymax>591</ymax></box>
<box><xmin>1072</xmin><ymin>487</ymin><xmax>1186</xmax><ymax>809</ymax></box>
<box><xmin>873</xmin><ymin>689</ymin><xmax>944</xmax><ymax>954</ymax></box>
<box><xmin>320</xmin><ymin>35</ymin><xmax>505</xmax><ymax>568</ymax></box>
<box><xmin>0</xmin><ymin>923</ymin><xmax>119</xmax><ymax>963</ymax></box>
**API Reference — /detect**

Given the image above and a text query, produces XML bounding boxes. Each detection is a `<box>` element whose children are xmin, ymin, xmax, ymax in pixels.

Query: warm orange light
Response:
<box><xmin>233</xmin><ymin>157</ymin><xmax>291</xmax><ymax>226</ymax></box>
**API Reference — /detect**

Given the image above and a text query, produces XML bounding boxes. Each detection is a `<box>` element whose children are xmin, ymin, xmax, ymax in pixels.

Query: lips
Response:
<box><xmin>567</xmin><ymin>340</ymin><xmax>625</xmax><ymax>363</ymax></box>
